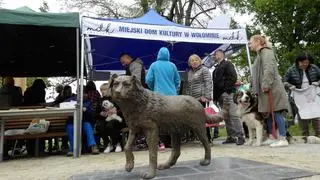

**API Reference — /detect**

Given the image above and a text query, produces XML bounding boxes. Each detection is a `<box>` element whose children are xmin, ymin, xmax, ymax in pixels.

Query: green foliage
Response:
<box><xmin>228</xmin><ymin>0</ymin><xmax>320</xmax><ymax>75</ymax></box>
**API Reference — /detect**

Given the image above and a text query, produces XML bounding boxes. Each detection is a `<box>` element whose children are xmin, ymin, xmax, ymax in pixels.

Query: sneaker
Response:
<box><xmin>261</xmin><ymin>138</ymin><xmax>277</xmax><ymax>146</ymax></box>
<box><xmin>158</xmin><ymin>143</ymin><xmax>165</xmax><ymax>151</ymax></box>
<box><xmin>270</xmin><ymin>139</ymin><xmax>289</xmax><ymax>147</ymax></box>
<box><xmin>91</xmin><ymin>146</ymin><xmax>100</xmax><ymax>155</ymax></box>
<box><xmin>222</xmin><ymin>137</ymin><xmax>236</xmax><ymax>144</ymax></box>
<box><xmin>236</xmin><ymin>137</ymin><xmax>245</xmax><ymax>145</ymax></box>
<box><xmin>115</xmin><ymin>143</ymin><xmax>122</xmax><ymax>152</ymax></box>
<box><xmin>66</xmin><ymin>151</ymin><xmax>73</xmax><ymax>157</ymax></box>
<box><xmin>104</xmin><ymin>144</ymin><xmax>114</xmax><ymax>153</ymax></box>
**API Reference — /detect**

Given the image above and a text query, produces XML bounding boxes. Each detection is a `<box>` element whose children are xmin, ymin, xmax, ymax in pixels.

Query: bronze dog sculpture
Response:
<box><xmin>107</xmin><ymin>75</ymin><xmax>211</xmax><ymax>179</ymax></box>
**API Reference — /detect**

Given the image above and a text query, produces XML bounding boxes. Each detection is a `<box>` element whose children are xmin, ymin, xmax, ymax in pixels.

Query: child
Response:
<box><xmin>65</xmin><ymin>86</ymin><xmax>99</xmax><ymax>156</ymax></box>
<box><xmin>96</xmin><ymin>83</ymin><xmax>126</xmax><ymax>153</ymax></box>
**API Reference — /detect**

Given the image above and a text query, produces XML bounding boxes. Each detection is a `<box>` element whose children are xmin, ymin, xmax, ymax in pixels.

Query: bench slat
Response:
<box><xmin>5</xmin><ymin>132</ymin><xmax>67</xmax><ymax>140</ymax></box>
<box><xmin>4</xmin><ymin>117</ymin><xmax>69</xmax><ymax>139</ymax></box>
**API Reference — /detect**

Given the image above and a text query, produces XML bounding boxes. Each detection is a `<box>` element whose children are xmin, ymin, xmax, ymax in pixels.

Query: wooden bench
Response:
<box><xmin>4</xmin><ymin>116</ymin><xmax>69</xmax><ymax>157</ymax></box>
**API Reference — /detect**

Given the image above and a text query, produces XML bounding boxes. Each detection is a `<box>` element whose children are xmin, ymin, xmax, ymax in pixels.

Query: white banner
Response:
<box><xmin>82</xmin><ymin>17</ymin><xmax>248</xmax><ymax>44</ymax></box>
<box><xmin>292</xmin><ymin>86</ymin><xmax>320</xmax><ymax>119</ymax></box>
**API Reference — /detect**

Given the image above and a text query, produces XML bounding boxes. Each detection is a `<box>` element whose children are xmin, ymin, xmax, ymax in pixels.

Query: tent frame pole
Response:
<box><xmin>245</xmin><ymin>43</ymin><xmax>252</xmax><ymax>76</ymax></box>
<box><xmin>74</xmin><ymin>28</ymin><xmax>83</xmax><ymax>158</ymax></box>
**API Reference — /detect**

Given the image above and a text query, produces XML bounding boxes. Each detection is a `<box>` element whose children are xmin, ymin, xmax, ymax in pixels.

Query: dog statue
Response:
<box><xmin>107</xmin><ymin>75</ymin><xmax>211</xmax><ymax>179</ymax></box>
<box><xmin>101</xmin><ymin>99</ymin><xmax>122</xmax><ymax>122</ymax></box>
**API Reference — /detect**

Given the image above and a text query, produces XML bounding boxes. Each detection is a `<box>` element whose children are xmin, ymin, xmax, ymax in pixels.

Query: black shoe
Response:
<box><xmin>236</xmin><ymin>137</ymin><xmax>245</xmax><ymax>145</ymax></box>
<box><xmin>302</xmin><ymin>136</ymin><xmax>308</xmax><ymax>143</ymax></box>
<box><xmin>212</xmin><ymin>135</ymin><xmax>220</xmax><ymax>139</ymax></box>
<box><xmin>91</xmin><ymin>146</ymin><xmax>100</xmax><ymax>155</ymax></box>
<box><xmin>222</xmin><ymin>137</ymin><xmax>237</xmax><ymax>144</ymax></box>
<box><xmin>66</xmin><ymin>151</ymin><xmax>73</xmax><ymax>157</ymax></box>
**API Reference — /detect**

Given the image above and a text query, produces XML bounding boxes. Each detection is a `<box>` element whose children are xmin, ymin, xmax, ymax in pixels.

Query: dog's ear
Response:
<box><xmin>107</xmin><ymin>74</ymin><xmax>118</xmax><ymax>97</ymax></box>
<box><xmin>233</xmin><ymin>91</ymin><xmax>239</xmax><ymax>104</ymax></box>
<box><xmin>131</xmin><ymin>75</ymin><xmax>142</xmax><ymax>89</ymax></box>
<box><xmin>250</xmin><ymin>91</ymin><xmax>258</xmax><ymax>106</ymax></box>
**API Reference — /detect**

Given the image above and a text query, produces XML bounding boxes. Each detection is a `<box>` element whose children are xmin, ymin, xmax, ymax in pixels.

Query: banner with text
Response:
<box><xmin>82</xmin><ymin>17</ymin><xmax>248</xmax><ymax>44</ymax></box>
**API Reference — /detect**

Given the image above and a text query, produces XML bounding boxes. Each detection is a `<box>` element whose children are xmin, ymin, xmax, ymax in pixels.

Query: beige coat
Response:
<box><xmin>252</xmin><ymin>47</ymin><xmax>289</xmax><ymax>113</ymax></box>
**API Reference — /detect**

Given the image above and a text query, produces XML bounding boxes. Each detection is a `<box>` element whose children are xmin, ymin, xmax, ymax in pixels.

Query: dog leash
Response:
<box><xmin>268</xmin><ymin>90</ymin><xmax>277</xmax><ymax>139</ymax></box>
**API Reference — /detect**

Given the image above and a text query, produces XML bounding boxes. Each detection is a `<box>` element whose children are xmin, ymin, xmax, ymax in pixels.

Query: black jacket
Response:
<box><xmin>212</xmin><ymin>60</ymin><xmax>237</xmax><ymax>100</ymax></box>
<box><xmin>284</xmin><ymin>64</ymin><xmax>320</xmax><ymax>89</ymax></box>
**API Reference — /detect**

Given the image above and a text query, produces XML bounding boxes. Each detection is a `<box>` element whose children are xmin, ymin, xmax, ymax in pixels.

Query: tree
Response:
<box><xmin>228</xmin><ymin>0</ymin><xmax>320</xmax><ymax>75</ymax></box>
<box><xmin>61</xmin><ymin>0</ymin><xmax>227</xmax><ymax>27</ymax></box>
<box><xmin>39</xmin><ymin>1</ymin><xmax>50</xmax><ymax>12</ymax></box>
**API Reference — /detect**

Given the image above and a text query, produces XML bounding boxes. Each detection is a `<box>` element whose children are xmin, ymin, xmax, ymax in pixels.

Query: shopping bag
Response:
<box><xmin>25</xmin><ymin>119</ymin><xmax>50</xmax><ymax>134</ymax></box>
<box><xmin>204</xmin><ymin>101</ymin><xmax>217</xmax><ymax>127</ymax></box>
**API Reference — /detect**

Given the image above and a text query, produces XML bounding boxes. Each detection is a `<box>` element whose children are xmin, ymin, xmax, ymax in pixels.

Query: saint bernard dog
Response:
<box><xmin>233</xmin><ymin>90</ymin><xmax>266</xmax><ymax>146</ymax></box>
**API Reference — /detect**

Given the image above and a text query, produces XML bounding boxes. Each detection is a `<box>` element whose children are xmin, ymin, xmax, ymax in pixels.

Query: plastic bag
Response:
<box><xmin>205</xmin><ymin>101</ymin><xmax>217</xmax><ymax>127</ymax></box>
<box><xmin>25</xmin><ymin>119</ymin><xmax>50</xmax><ymax>134</ymax></box>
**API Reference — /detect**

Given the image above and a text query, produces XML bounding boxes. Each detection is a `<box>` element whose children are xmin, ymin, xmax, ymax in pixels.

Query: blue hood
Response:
<box><xmin>157</xmin><ymin>47</ymin><xmax>170</xmax><ymax>61</ymax></box>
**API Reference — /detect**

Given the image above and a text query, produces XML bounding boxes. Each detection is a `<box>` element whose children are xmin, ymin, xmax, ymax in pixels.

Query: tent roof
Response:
<box><xmin>82</xmin><ymin>9</ymin><xmax>247</xmax><ymax>72</ymax></box>
<box><xmin>0</xmin><ymin>7</ymin><xmax>80</xmax><ymax>77</ymax></box>
<box><xmin>109</xmin><ymin>9</ymin><xmax>184</xmax><ymax>27</ymax></box>
<box><xmin>0</xmin><ymin>6</ymin><xmax>79</xmax><ymax>28</ymax></box>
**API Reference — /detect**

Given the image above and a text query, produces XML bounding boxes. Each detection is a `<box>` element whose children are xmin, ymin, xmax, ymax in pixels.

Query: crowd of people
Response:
<box><xmin>1</xmin><ymin>34</ymin><xmax>320</xmax><ymax>159</ymax></box>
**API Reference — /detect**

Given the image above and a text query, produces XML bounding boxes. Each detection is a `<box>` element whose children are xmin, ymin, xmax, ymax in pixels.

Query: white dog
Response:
<box><xmin>306</xmin><ymin>136</ymin><xmax>320</xmax><ymax>144</ymax></box>
<box><xmin>101</xmin><ymin>100</ymin><xmax>122</xmax><ymax>122</ymax></box>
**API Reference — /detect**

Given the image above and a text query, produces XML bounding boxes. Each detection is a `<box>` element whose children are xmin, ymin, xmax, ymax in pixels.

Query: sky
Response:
<box><xmin>1</xmin><ymin>0</ymin><xmax>252</xmax><ymax>27</ymax></box>
<box><xmin>1</xmin><ymin>0</ymin><xmax>136</xmax><ymax>13</ymax></box>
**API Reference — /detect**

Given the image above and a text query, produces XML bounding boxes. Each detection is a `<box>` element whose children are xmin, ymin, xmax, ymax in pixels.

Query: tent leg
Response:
<box><xmin>245</xmin><ymin>43</ymin><xmax>252</xmax><ymax>76</ymax></box>
<box><xmin>77</xmin><ymin>32</ymin><xmax>85</xmax><ymax>156</ymax></box>
<box><xmin>74</xmin><ymin>28</ymin><xmax>82</xmax><ymax>158</ymax></box>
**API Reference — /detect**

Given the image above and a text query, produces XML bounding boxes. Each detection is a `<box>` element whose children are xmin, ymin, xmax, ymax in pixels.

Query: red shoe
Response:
<box><xmin>158</xmin><ymin>143</ymin><xmax>165</xmax><ymax>151</ymax></box>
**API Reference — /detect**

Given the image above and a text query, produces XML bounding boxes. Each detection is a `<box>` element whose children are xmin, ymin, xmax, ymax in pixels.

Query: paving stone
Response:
<box><xmin>68</xmin><ymin>157</ymin><xmax>319</xmax><ymax>180</ymax></box>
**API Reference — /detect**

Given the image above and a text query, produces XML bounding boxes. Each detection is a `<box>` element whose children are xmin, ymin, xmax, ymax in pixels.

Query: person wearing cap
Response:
<box><xmin>212</xmin><ymin>49</ymin><xmax>245</xmax><ymax>145</ymax></box>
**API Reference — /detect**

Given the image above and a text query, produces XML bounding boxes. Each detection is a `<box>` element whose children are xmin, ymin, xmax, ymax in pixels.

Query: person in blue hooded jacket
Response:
<box><xmin>145</xmin><ymin>47</ymin><xmax>181</xmax><ymax>150</ymax></box>
<box><xmin>146</xmin><ymin>47</ymin><xmax>181</xmax><ymax>95</ymax></box>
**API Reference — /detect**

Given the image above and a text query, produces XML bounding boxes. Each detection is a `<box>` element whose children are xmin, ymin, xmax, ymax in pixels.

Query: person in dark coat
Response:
<box><xmin>0</xmin><ymin>77</ymin><xmax>23</xmax><ymax>107</ymax></box>
<box><xmin>96</xmin><ymin>83</ymin><xmax>126</xmax><ymax>153</ymax></box>
<box><xmin>283</xmin><ymin>52</ymin><xmax>320</xmax><ymax>139</ymax></box>
<box><xmin>64</xmin><ymin>86</ymin><xmax>99</xmax><ymax>156</ymax></box>
<box><xmin>212</xmin><ymin>50</ymin><xmax>245</xmax><ymax>145</ymax></box>
<box><xmin>24</xmin><ymin>79</ymin><xmax>46</xmax><ymax>106</ymax></box>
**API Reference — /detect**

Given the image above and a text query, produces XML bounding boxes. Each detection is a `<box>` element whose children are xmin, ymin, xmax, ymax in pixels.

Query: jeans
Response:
<box><xmin>218</xmin><ymin>93</ymin><xmax>244</xmax><ymax>138</ymax></box>
<box><xmin>267</xmin><ymin>111</ymin><xmax>286</xmax><ymax>137</ymax></box>
<box><xmin>66</xmin><ymin>122</ymin><xmax>96</xmax><ymax>152</ymax></box>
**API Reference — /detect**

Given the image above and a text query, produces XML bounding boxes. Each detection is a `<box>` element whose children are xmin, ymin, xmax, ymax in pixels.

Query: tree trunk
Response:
<box><xmin>185</xmin><ymin>0</ymin><xmax>194</xmax><ymax>26</ymax></box>
<box><xmin>155</xmin><ymin>0</ymin><xmax>163</xmax><ymax>13</ymax></box>
<box><xmin>140</xmin><ymin>0</ymin><xmax>149</xmax><ymax>13</ymax></box>
<box><xmin>168</xmin><ymin>0</ymin><xmax>178</xmax><ymax>21</ymax></box>
<box><xmin>175</xmin><ymin>0</ymin><xmax>184</xmax><ymax>24</ymax></box>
